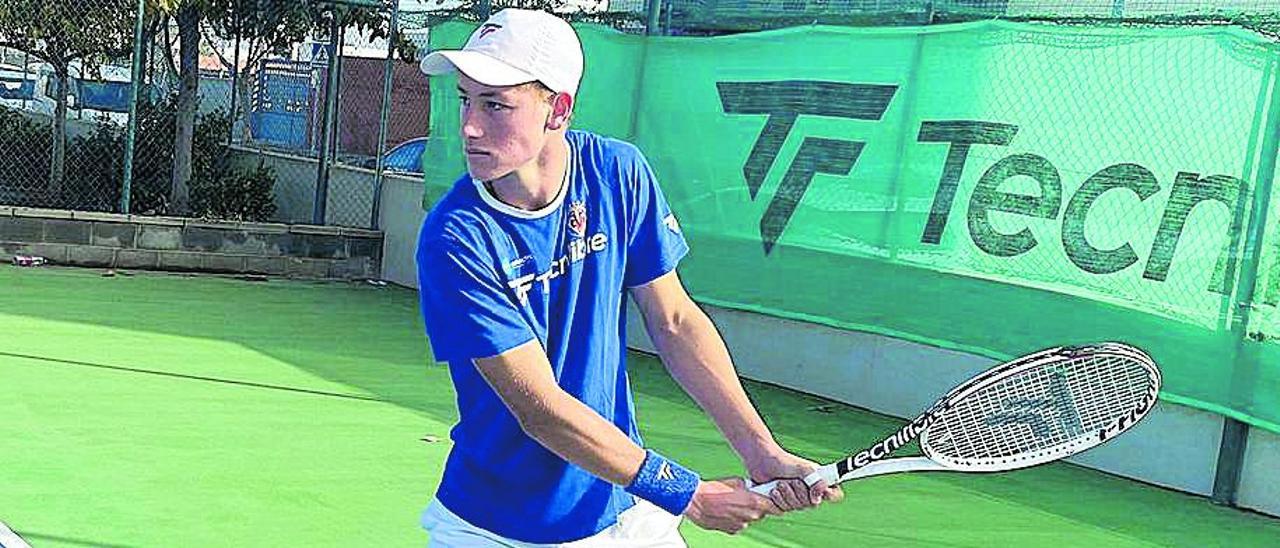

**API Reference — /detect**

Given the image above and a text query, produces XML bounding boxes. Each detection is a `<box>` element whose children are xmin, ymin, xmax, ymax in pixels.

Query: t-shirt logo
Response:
<box><xmin>507</xmin><ymin>255</ymin><xmax>533</xmax><ymax>273</ymax></box>
<box><xmin>568</xmin><ymin>201</ymin><xmax>588</xmax><ymax>238</ymax></box>
<box><xmin>506</xmin><ymin>200</ymin><xmax>610</xmax><ymax>307</ymax></box>
<box><xmin>663</xmin><ymin>213</ymin><xmax>681</xmax><ymax>234</ymax></box>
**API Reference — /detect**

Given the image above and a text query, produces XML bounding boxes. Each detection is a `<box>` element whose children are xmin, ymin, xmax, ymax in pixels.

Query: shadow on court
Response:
<box><xmin>2</xmin><ymin>265</ymin><xmax>1279</xmax><ymax>547</ymax></box>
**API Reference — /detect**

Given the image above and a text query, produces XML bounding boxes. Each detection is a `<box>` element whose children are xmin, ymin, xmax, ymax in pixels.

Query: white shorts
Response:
<box><xmin>421</xmin><ymin>497</ymin><xmax>686</xmax><ymax>547</ymax></box>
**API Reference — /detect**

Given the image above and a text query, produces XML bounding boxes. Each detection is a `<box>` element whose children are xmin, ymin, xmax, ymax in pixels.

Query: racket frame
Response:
<box><xmin>750</xmin><ymin>342</ymin><xmax>1161</xmax><ymax>494</ymax></box>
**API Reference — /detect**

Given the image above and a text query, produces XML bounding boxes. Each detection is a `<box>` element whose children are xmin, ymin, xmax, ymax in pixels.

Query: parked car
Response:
<box><xmin>362</xmin><ymin>136</ymin><xmax>426</xmax><ymax>175</ymax></box>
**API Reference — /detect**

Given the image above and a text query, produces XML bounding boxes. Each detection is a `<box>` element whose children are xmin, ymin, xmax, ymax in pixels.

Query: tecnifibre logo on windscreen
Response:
<box><xmin>717</xmin><ymin>81</ymin><xmax>899</xmax><ymax>255</ymax></box>
<box><xmin>718</xmin><ymin>79</ymin><xmax>1252</xmax><ymax>298</ymax></box>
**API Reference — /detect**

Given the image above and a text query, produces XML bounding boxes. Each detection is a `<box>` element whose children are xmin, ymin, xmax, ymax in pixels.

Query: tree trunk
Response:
<box><xmin>235</xmin><ymin>73</ymin><xmax>254</xmax><ymax>142</ymax></box>
<box><xmin>171</xmin><ymin>3</ymin><xmax>200</xmax><ymax>215</ymax></box>
<box><xmin>49</xmin><ymin>62</ymin><xmax>68</xmax><ymax>204</ymax></box>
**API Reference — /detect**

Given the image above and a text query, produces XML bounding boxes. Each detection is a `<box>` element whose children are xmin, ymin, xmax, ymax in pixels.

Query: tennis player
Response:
<box><xmin>415</xmin><ymin>9</ymin><xmax>841</xmax><ymax>545</ymax></box>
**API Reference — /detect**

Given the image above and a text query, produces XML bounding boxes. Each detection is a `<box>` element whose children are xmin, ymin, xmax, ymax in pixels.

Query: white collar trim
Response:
<box><xmin>473</xmin><ymin>146</ymin><xmax>573</xmax><ymax>220</ymax></box>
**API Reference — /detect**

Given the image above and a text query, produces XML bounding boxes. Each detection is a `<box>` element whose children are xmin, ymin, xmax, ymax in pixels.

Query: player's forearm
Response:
<box><xmin>517</xmin><ymin>389</ymin><xmax>648</xmax><ymax>486</ymax></box>
<box><xmin>475</xmin><ymin>342</ymin><xmax>652</xmax><ymax>486</ymax></box>
<box><xmin>519</xmin><ymin>385</ymin><xmax>704</xmax><ymax>518</ymax></box>
<box><xmin>647</xmin><ymin>305</ymin><xmax>781</xmax><ymax>465</ymax></box>
<box><xmin>476</xmin><ymin>341</ymin><xmax>700</xmax><ymax>515</ymax></box>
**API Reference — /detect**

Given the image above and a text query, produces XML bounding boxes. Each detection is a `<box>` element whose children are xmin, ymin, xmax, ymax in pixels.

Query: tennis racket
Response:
<box><xmin>750</xmin><ymin>342</ymin><xmax>1161</xmax><ymax>495</ymax></box>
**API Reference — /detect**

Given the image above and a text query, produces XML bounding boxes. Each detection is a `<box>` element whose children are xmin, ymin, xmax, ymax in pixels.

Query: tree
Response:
<box><xmin>202</xmin><ymin>0</ymin><xmax>417</xmax><ymax>142</ymax></box>
<box><xmin>157</xmin><ymin>0</ymin><xmax>403</xmax><ymax>216</ymax></box>
<box><xmin>152</xmin><ymin>0</ymin><xmax>204</xmax><ymax>215</ymax></box>
<box><xmin>201</xmin><ymin>0</ymin><xmax>316</xmax><ymax>143</ymax></box>
<box><xmin>0</xmin><ymin>1</ymin><xmax>135</xmax><ymax>202</ymax></box>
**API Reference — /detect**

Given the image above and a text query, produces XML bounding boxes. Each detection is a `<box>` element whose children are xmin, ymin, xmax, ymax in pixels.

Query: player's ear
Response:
<box><xmin>547</xmin><ymin>92</ymin><xmax>574</xmax><ymax>130</ymax></box>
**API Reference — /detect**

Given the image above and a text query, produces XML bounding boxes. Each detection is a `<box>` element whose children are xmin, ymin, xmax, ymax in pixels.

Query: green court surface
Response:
<box><xmin>2</xmin><ymin>265</ymin><xmax>1278</xmax><ymax>547</ymax></box>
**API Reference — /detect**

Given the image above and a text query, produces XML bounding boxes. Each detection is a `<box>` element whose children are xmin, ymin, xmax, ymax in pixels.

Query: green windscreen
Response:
<box><xmin>422</xmin><ymin>20</ymin><xmax>1280</xmax><ymax>434</ymax></box>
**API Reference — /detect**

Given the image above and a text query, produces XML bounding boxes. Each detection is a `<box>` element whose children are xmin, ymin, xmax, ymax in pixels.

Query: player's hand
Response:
<box><xmin>683</xmin><ymin>477</ymin><xmax>780</xmax><ymax>534</ymax></box>
<box><xmin>746</xmin><ymin>449</ymin><xmax>844</xmax><ymax>511</ymax></box>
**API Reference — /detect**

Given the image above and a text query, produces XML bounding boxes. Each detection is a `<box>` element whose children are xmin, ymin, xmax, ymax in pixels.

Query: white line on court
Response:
<box><xmin>0</xmin><ymin>521</ymin><xmax>32</xmax><ymax>548</ymax></box>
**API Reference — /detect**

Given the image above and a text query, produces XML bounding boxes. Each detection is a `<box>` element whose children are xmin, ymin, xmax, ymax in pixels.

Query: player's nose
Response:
<box><xmin>460</xmin><ymin>108</ymin><xmax>484</xmax><ymax>139</ymax></box>
<box><xmin>462</xmin><ymin>118</ymin><xmax>483</xmax><ymax>139</ymax></box>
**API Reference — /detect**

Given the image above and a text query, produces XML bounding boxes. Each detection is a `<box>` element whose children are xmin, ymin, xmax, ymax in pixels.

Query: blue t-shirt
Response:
<box><xmin>416</xmin><ymin>130</ymin><xmax>689</xmax><ymax>543</ymax></box>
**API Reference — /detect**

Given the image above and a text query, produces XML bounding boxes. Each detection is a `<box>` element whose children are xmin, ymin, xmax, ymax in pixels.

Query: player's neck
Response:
<box><xmin>486</xmin><ymin>134</ymin><xmax>569</xmax><ymax>212</ymax></box>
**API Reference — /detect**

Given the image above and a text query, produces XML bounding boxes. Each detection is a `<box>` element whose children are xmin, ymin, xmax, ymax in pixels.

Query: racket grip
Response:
<box><xmin>748</xmin><ymin>479</ymin><xmax>779</xmax><ymax>496</ymax></box>
<box><xmin>747</xmin><ymin>464</ymin><xmax>840</xmax><ymax>496</ymax></box>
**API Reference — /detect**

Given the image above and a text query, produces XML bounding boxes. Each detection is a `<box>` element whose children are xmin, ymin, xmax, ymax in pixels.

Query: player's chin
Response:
<box><xmin>466</xmin><ymin>159</ymin><xmax>507</xmax><ymax>182</ymax></box>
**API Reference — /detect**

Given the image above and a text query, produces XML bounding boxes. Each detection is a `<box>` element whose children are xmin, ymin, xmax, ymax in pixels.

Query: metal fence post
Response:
<box><xmin>371</xmin><ymin>0</ymin><xmax>399</xmax><ymax>231</ymax></box>
<box><xmin>121</xmin><ymin>0</ymin><xmax>146</xmax><ymax>214</ymax></box>
<box><xmin>646</xmin><ymin>0</ymin><xmax>663</xmax><ymax>36</ymax></box>
<box><xmin>1212</xmin><ymin>50</ymin><xmax>1280</xmax><ymax>508</ymax></box>
<box><xmin>313</xmin><ymin>11</ymin><xmax>342</xmax><ymax>226</ymax></box>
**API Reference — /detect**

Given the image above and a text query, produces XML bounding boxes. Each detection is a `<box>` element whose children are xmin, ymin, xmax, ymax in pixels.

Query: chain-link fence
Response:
<box><xmin>2</xmin><ymin>0</ymin><xmax>1280</xmax><ymax>230</ymax></box>
<box><xmin>654</xmin><ymin>0</ymin><xmax>1280</xmax><ymax>34</ymax></box>
<box><xmin>0</xmin><ymin>0</ymin><xmax>441</xmax><ymax>229</ymax></box>
<box><xmin>0</xmin><ymin>0</ymin><xmax>135</xmax><ymax>214</ymax></box>
<box><xmin>175</xmin><ymin>0</ymin><xmax>433</xmax><ymax>229</ymax></box>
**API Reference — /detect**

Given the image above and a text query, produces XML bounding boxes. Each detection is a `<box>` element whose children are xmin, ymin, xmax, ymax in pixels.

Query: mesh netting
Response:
<box><xmin>421</xmin><ymin>15</ymin><xmax>1280</xmax><ymax>433</ymax></box>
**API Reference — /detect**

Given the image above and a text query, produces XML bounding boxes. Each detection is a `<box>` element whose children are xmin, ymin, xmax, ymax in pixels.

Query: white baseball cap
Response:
<box><xmin>419</xmin><ymin>9</ymin><xmax>584</xmax><ymax>97</ymax></box>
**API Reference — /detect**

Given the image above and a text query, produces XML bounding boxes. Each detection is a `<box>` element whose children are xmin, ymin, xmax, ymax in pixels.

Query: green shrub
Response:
<box><xmin>0</xmin><ymin>96</ymin><xmax>278</xmax><ymax>222</ymax></box>
<box><xmin>0</xmin><ymin>107</ymin><xmax>54</xmax><ymax>197</ymax></box>
<box><xmin>190</xmin><ymin>161</ymin><xmax>278</xmax><ymax>221</ymax></box>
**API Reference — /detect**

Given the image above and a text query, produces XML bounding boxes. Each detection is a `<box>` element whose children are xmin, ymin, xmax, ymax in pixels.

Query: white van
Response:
<box><xmin>0</xmin><ymin>62</ymin><xmax>37</xmax><ymax>112</ymax></box>
<box><xmin>0</xmin><ymin>61</ymin><xmax>131</xmax><ymax>127</ymax></box>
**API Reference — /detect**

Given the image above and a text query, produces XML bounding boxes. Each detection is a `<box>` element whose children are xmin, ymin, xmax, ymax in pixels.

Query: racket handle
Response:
<box><xmin>747</xmin><ymin>464</ymin><xmax>840</xmax><ymax>496</ymax></box>
<box><xmin>748</xmin><ymin>479</ymin><xmax>779</xmax><ymax>496</ymax></box>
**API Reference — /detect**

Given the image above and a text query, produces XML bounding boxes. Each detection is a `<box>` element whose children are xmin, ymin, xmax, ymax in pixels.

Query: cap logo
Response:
<box><xmin>477</xmin><ymin>23</ymin><xmax>503</xmax><ymax>40</ymax></box>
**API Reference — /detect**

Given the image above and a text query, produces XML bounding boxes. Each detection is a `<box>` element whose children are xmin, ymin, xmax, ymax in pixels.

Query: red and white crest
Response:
<box><xmin>568</xmin><ymin>201</ymin><xmax>587</xmax><ymax>238</ymax></box>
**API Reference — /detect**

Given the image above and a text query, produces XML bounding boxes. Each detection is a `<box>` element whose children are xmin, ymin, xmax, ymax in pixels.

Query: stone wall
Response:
<box><xmin>0</xmin><ymin>207</ymin><xmax>382</xmax><ymax>279</ymax></box>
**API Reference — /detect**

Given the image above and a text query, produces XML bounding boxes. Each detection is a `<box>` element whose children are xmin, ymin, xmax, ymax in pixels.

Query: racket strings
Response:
<box><xmin>925</xmin><ymin>354</ymin><xmax>1154</xmax><ymax>464</ymax></box>
<box><xmin>1078</xmin><ymin>357</ymin><xmax>1150</xmax><ymax>435</ymax></box>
